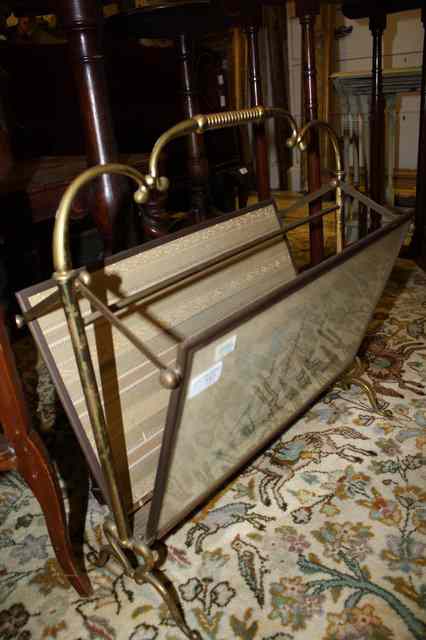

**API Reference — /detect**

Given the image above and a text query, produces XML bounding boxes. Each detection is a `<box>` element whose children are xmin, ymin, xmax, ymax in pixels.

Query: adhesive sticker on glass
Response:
<box><xmin>188</xmin><ymin>361</ymin><xmax>223</xmax><ymax>399</ymax></box>
<box><xmin>215</xmin><ymin>335</ymin><xmax>237</xmax><ymax>361</ymax></box>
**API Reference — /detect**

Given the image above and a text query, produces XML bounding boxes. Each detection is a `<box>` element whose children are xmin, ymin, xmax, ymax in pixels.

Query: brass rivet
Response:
<box><xmin>134</xmin><ymin>186</ymin><xmax>149</xmax><ymax>204</ymax></box>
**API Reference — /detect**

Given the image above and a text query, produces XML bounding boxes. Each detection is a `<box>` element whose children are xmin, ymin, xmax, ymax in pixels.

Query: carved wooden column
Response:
<box><xmin>369</xmin><ymin>9</ymin><xmax>386</xmax><ymax>225</ymax></box>
<box><xmin>176</xmin><ymin>32</ymin><xmax>210</xmax><ymax>222</ymax></box>
<box><xmin>296</xmin><ymin>0</ymin><xmax>324</xmax><ymax>265</ymax></box>
<box><xmin>412</xmin><ymin>4</ymin><xmax>426</xmax><ymax>266</ymax></box>
<box><xmin>244</xmin><ymin>22</ymin><xmax>271</xmax><ymax>201</ymax></box>
<box><xmin>58</xmin><ymin>0</ymin><xmax>127</xmax><ymax>254</ymax></box>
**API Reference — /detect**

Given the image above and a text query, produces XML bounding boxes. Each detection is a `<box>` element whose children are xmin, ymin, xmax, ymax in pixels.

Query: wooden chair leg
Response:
<box><xmin>296</xmin><ymin>0</ymin><xmax>325</xmax><ymax>265</ymax></box>
<box><xmin>245</xmin><ymin>22</ymin><xmax>271</xmax><ymax>202</ymax></box>
<box><xmin>16</xmin><ymin>430</ymin><xmax>92</xmax><ymax>597</ymax></box>
<box><xmin>411</xmin><ymin>6</ymin><xmax>426</xmax><ymax>264</ymax></box>
<box><xmin>0</xmin><ymin>308</ymin><xmax>92</xmax><ymax>597</ymax></box>
<box><xmin>369</xmin><ymin>10</ymin><xmax>386</xmax><ymax>222</ymax></box>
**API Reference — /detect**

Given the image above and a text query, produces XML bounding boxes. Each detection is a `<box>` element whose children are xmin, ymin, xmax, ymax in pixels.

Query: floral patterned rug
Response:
<box><xmin>1</xmin><ymin>254</ymin><xmax>426</xmax><ymax>640</ymax></box>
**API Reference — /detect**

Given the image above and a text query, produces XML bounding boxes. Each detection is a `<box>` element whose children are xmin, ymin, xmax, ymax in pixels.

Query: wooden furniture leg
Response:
<box><xmin>176</xmin><ymin>32</ymin><xmax>211</xmax><ymax>222</ymax></box>
<box><xmin>58</xmin><ymin>0</ymin><xmax>128</xmax><ymax>255</ymax></box>
<box><xmin>244</xmin><ymin>21</ymin><xmax>271</xmax><ymax>201</ymax></box>
<box><xmin>263</xmin><ymin>3</ymin><xmax>292</xmax><ymax>191</ymax></box>
<box><xmin>0</xmin><ymin>308</ymin><xmax>92</xmax><ymax>597</ymax></box>
<box><xmin>296</xmin><ymin>0</ymin><xmax>324</xmax><ymax>265</ymax></box>
<box><xmin>412</xmin><ymin>4</ymin><xmax>426</xmax><ymax>266</ymax></box>
<box><xmin>369</xmin><ymin>9</ymin><xmax>386</xmax><ymax>226</ymax></box>
<box><xmin>230</xmin><ymin>26</ymin><xmax>253</xmax><ymax>198</ymax></box>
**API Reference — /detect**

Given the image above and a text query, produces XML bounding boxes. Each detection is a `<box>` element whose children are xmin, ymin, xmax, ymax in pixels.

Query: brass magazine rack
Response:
<box><xmin>16</xmin><ymin>108</ymin><xmax>412</xmax><ymax>638</ymax></box>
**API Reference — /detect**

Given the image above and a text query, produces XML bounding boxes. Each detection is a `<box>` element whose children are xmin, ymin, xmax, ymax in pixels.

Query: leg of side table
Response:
<box><xmin>0</xmin><ymin>308</ymin><xmax>92</xmax><ymax>597</ymax></box>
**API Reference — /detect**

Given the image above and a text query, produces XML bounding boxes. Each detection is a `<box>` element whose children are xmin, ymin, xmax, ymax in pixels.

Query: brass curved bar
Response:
<box><xmin>296</xmin><ymin>119</ymin><xmax>345</xmax><ymax>253</ymax></box>
<box><xmin>143</xmin><ymin>106</ymin><xmax>299</xmax><ymax>203</ymax></box>
<box><xmin>53</xmin><ymin>161</ymin><xmax>182</xmax><ymax>389</ymax></box>
<box><xmin>265</xmin><ymin>106</ymin><xmax>299</xmax><ymax>149</ymax></box>
<box><xmin>144</xmin><ymin>118</ymin><xmax>200</xmax><ymax>192</ymax></box>
<box><xmin>296</xmin><ymin>119</ymin><xmax>344</xmax><ymax>179</ymax></box>
<box><xmin>53</xmin><ymin>163</ymin><xmax>147</xmax><ymax>276</ymax></box>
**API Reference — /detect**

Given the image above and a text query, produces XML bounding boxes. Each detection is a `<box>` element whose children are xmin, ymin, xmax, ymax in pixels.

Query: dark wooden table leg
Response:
<box><xmin>0</xmin><ymin>308</ymin><xmax>92</xmax><ymax>597</ymax></box>
<box><xmin>245</xmin><ymin>22</ymin><xmax>271</xmax><ymax>201</ymax></box>
<box><xmin>411</xmin><ymin>4</ymin><xmax>426</xmax><ymax>267</ymax></box>
<box><xmin>263</xmin><ymin>3</ymin><xmax>292</xmax><ymax>191</ymax></box>
<box><xmin>58</xmin><ymin>0</ymin><xmax>128</xmax><ymax>255</ymax></box>
<box><xmin>176</xmin><ymin>32</ymin><xmax>210</xmax><ymax>223</ymax></box>
<box><xmin>296</xmin><ymin>0</ymin><xmax>324</xmax><ymax>265</ymax></box>
<box><xmin>369</xmin><ymin>9</ymin><xmax>387</xmax><ymax>226</ymax></box>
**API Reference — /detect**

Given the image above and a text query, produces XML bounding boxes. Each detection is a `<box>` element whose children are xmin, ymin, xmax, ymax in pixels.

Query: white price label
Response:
<box><xmin>215</xmin><ymin>335</ymin><xmax>237</xmax><ymax>361</ymax></box>
<box><xmin>188</xmin><ymin>362</ymin><xmax>223</xmax><ymax>399</ymax></box>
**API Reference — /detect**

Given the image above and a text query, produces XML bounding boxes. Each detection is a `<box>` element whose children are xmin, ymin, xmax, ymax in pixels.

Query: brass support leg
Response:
<box><xmin>338</xmin><ymin>357</ymin><xmax>393</xmax><ymax>418</ymax></box>
<box><xmin>91</xmin><ymin>518</ymin><xmax>200</xmax><ymax>639</ymax></box>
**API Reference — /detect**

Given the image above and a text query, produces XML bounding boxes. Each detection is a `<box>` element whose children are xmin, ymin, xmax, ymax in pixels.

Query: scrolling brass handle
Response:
<box><xmin>296</xmin><ymin>119</ymin><xmax>344</xmax><ymax>182</ymax></box>
<box><xmin>52</xmin><ymin>162</ymin><xmax>182</xmax><ymax>390</ymax></box>
<box><xmin>135</xmin><ymin>106</ymin><xmax>299</xmax><ymax>204</ymax></box>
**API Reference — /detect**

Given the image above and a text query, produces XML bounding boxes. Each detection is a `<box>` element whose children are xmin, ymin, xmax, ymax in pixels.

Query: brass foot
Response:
<box><xmin>143</xmin><ymin>570</ymin><xmax>201</xmax><ymax>639</ymax></box>
<box><xmin>338</xmin><ymin>357</ymin><xmax>393</xmax><ymax>418</ymax></box>
<box><xmin>92</xmin><ymin>518</ymin><xmax>199</xmax><ymax>639</ymax></box>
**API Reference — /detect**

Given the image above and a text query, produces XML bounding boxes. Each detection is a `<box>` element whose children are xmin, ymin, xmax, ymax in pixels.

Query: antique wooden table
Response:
<box><xmin>339</xmin><ymin>1</ymin><xmax>426</xmax><ymax>264</ymax></box>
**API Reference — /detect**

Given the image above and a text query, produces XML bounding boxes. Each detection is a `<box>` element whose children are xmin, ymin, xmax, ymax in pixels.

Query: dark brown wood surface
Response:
<box><xmin>245</xmin><ymin>22</ymin><xmax>271</xmax><ymax>201</ymax></box>
<box><xmin>106</xmin><ymin>0</ymin><xmax>270</xmax><ymax>209</ymax></box>
<box><xmin>263</xmin><ymin>4</ymin><xmax>291</xmax><ymax>190</ymax></box>
<box><xmin>57</xmin><ymin>0</ymin><xmax>128</xmax><ymax>254</ymax></box>
<box><xmin>177</xmin><ymin>32</ymin><xmax>210</xmax><ymax>222</ymax></box>
<box><xmin>342</xmin><ymin>1</ymin><xmax>422</xmax><ymax>20</ymax></box>
<box><xmin>369</xmin><ymin>10</ymin><xmax>386</xmax><ymax>225</ymax></box>
<box><xmin>296</xmin><ymin>0</ymin><xmax>324</xmax><ymax>265</ymax></box>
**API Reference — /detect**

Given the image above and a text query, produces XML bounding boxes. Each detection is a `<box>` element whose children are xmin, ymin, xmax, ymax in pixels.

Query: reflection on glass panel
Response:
<box><xmin>152</xmin><ymin>224</ymin><xmax>408</xmax><ymax>539</ymax></box>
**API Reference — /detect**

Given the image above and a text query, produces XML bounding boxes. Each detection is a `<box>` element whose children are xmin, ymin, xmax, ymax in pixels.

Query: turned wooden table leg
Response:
<box><xmin>296</xmin><ymin>0</ymin><xmax>324</xmax><ymax>265</ymax></box>
<box><xmin>58</xmin><ymin>0</ymin><xmax>128</xmax><ymax>254</ymax></box>
<box><xmin>369</xmin><ymin>9</ymin><xmax>387</xmax><ymax>226</ymax></box>
<box><xmin>412</xmin><ymin>4</ymin><xmax>426</xmax><ymax>266</ymax></box>
<box><xmin>0</xmin><ymin>308</ymin><xmax>92</xmax><ymax>597</ymax></box>
<box><xmin>245</xmin><ymin>22</ymin><xmax>271</xmax><ymax>201</ymax></box>
<box><xmin>176</xmin><ymin>32</ymin><xmax>210</xmax><ymax>222</ymax></box>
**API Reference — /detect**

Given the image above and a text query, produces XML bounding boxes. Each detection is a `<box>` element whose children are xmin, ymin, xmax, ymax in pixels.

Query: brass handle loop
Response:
<box><xmin>53</xmin><ymin>162</ymin><xmax>147</xmax><ymax>275</ymax></box>
<box><xmin>296</xmin><ymin>119</ymin><xmax>344</xmax><ymax>182</ymax></box>
<box><xmin>142</xmin><ymin>106</ymin><xmax>299</xmax><ymax>204</ymax></box>
<box><xmin>296</xmin><ymin>119</ymin><xmax>345</xmax><ymax>253</ymax></box>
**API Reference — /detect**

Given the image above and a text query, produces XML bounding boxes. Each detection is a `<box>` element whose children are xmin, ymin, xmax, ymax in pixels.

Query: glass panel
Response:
<box><xmin>151</xmin><ymin>223</ymin><xmax>409</xmax><ymax>539</ymax></box>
